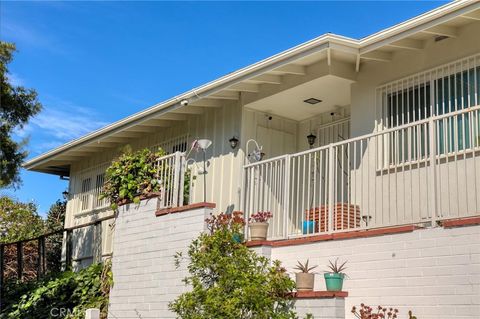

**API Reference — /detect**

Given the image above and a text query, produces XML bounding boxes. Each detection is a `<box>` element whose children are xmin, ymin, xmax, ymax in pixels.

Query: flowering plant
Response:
<box><xmin>205</xmin><ymin>211</ymin><xmax>245</xmax><ymax>234</ymax></box>
<box><xmin>351</xmin><ymin>304</ymin><xmax>416</xmax><ymax>319</ymax></box>
<box><xmin>248</xmin><ymin>211</ymin><xmax>273</xmax><ymax>223</ymax></box>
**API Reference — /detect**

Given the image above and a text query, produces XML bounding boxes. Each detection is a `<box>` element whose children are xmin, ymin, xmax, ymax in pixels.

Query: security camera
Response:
<box><xmin>180</xmin><ymin>99</ymin><xmax>189</xmax><ymax>107</ymax></box>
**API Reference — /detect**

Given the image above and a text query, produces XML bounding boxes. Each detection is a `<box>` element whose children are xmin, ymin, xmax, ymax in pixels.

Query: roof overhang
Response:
<box><xmin>24</xmin><ymin>0</ymin><xmax>480</xmax><ymax>175</ymax></box>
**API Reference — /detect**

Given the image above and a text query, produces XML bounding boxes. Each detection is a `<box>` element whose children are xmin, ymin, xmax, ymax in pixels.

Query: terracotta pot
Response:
<box><xmin>295</xmin><ymin>272</ymin><xmax>315</xmax><ymax>291</ymax></box>
<box><xmin>248</xmin><ymin>222</ymin><xmax>269</xmax><ymax>240</ymax></box>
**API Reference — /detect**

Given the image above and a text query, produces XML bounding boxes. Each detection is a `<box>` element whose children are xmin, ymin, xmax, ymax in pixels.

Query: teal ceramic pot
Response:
<box><xmin>232</xmin><ymin>233</ymin><xmax>244</xmax><ymax>243</ymax></box>
<box><xmin>324</xmin><ymin>273</ymin><xmax>345</xmax><ymax>291</ymax></box>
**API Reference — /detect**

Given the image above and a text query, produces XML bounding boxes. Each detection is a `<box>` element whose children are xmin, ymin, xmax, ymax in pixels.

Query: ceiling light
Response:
<box><xmin>303</xmin><ymin>98</ymin><xmax>322</xmax><ymax>105</ymax></box>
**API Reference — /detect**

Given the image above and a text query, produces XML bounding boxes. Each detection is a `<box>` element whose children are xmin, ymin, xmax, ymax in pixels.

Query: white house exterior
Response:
<box><xmin>25</xmin><ymin>1</ymin><xmax>480</xmax><ymax>318</ymax></box>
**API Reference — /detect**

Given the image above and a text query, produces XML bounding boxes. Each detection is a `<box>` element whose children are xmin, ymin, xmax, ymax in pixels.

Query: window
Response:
<box><xmin>172</xmin><ymin>141</ymin><xmax>187</xmax><ymax>153</ymax></box>
<box><xmin>378</xmin><ymin>55</ymin><xmax>480</xmax><ymax>165</ymax></box>
<box><xmin>152</xmin><ymin>134</ymin><xmax>189</xmax><ymax>154</ymax></box>
<box><xmin>80</xmin><ymin>177</ymin><xmax>92</xmax><ymax>211</ymax></box>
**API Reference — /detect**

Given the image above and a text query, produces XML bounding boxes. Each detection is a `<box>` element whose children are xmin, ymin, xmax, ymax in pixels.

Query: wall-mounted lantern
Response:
<box><xmin>307</xmin><ymin>133</ymin><xmax>317</xmax><ymax>148</ymax></box>
<box><xmin>229</xmin><ymin>136</ymin><xmax>239</xmax><ymax>149</ymax></box>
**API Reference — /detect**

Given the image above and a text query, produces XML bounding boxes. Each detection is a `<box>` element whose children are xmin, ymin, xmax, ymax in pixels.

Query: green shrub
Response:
<box><xmin>2</xmin><ymin>262</ymin><xmax>112</xmax><ymax>319</ymax></box>
<box><xmin>169</xmin><ymin>212</ymin><xmax>298</xmax><ymax>319</ymax></box>
<box><xmin>100</xmin><ymin>147</ymin><xmax>167</xmax><ymax>209</ymax></box>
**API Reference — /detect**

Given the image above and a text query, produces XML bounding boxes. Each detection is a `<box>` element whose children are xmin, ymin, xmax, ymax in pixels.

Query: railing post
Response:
<box><xmin>179</xmin><ymin>154</ymin><xmax>186</xmax><ymax>206</ymax></box>
<box><xmin>172</xmin><ymin>152</ymin><xmax>182</xmax><ymax>207</ymax></box>
<box><xmin>328</xmin><ymin>145</ymin><xmax>335</xmax><ymax>233</ymax></box>
<box><xmin>0</xmin><ymin>244</ymin><xmax>4</xmax><ymax>311</ymax></box>
<box><xmin>64</xmin><ymin>230</ymin><xmax>72</xmax><ymax>270</ymax></box>
<box><xmin>17</xmin><ymin>241</ymin><xmax>23</xmax><ymax>281</ymax></box>
<box><xmin>283</xmin><ymin>155</ymin><xmax>291</xmax><ymax>239</ymax></box>
<box><xmin>37</xmin><ymin>237</ymin><xmax>43</xmax><ymax>279</ymax></box>
<box><xmin>428</xmin><ymin>117</ymin><xmax>438</xmax><ymax>226</ymax></box>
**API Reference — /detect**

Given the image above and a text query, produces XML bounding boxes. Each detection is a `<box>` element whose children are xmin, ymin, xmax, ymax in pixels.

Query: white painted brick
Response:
<box><xmin>271</xmin><ymin>226</ymin><xmax>480</xmax><ymax>319</ymax></box>
<box><xmin>108</xmin><ymin>200</ymin><xmax>210</xmax><ymax>319</ymax></box>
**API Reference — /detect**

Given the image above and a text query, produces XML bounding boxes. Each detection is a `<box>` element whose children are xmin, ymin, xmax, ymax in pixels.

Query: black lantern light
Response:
<box><xmin>307</xmin><ymin>133</ymin><xmax>317</xmax><ymax>147</ymax></box>
<box><xmin>229</xmin><ymin>136</ymin><xmax>239</xmax><ymax>149</ymax></box>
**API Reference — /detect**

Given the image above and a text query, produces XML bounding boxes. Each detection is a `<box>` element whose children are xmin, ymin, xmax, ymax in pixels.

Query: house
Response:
<box><xmin>25</xmin><ymin>1</ymin><xmax>480</xmax><ymax>318</ymax></box>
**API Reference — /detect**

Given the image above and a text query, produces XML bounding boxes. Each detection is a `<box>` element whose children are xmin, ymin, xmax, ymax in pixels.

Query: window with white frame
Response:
<box><xmin>68</xmin><ymin>163</ymin><xmax>110</xmax><ymax>215</ymax></box>
<box><xmin>151</xmin><ymin>133</ymin><xmax>189</xmax><ymax>154</ymax></box>
<box><xmin>377</xmin><ymin>54</ymin><xmax>480</xmax><ymax>164</ymax></box>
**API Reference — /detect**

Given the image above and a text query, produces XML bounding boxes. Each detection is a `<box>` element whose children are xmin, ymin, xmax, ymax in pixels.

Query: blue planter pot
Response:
<box><xmin>324</xmin><ymin>273</ymin><xmax>345</xmax><ymax>291</ymax></box>
<box><xmin>233</xmin><ymin>233</ymin><xmax>244</xmax><ymax>243</ymax></box>
<box><xmin>302</xmin><ymin>221</ymin><xmax>316</xmax><ymax>234</ymax></box>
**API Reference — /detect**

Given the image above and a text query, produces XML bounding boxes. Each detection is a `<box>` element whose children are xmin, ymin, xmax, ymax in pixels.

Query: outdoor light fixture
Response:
<box><xmin>303</xmin><ymin>98</ymin><xmax>322</xmax><ymax>105</ymax></box>
<box><xmin>307</xmin><ymin>133</ymin><xmax>317</xmax><ymax>148</ymax></box>
<box><xmin>246</xmin><ymin>139</ymin><xmax>265</xmax><ymax>162</ymax></box>
<box><xmin>197</xmin><ymin>139</ymin><xmax>212</xmax><ymax>203</ymax></box>
<box><xmin>62</xmin><ymin>190</ymin><xmax>69</xmax><ymax>199</ymax></box>
<box><xmin>229</xmin><ymin>136</ymin><xmax>239</xmax><ymax>149</ymax></box>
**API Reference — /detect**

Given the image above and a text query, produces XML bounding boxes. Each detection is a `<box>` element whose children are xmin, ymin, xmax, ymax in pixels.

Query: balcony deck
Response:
<box><xmin>242</xmin><ymin>105</ymin><xmax>480</xmax><ymax>240</ymax></box>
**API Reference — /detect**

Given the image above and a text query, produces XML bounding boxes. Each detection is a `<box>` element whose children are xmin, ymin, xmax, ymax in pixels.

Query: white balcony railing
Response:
<box><xmin>66</xmin><ymin>152</ymin><xmax>187</xmax><ymax>216</ymax></box>
<box><xmin>155</xmin><ymin>152</ymin><xmax>187</xmax><ymax>209</ymax></box>
<box><xmin>242</xmin><ymin>105</ymin><xmax>480</xmax><ymax>240</ymax></box>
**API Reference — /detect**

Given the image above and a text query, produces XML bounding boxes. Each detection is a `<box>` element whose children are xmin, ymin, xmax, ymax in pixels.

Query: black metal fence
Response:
<box><xmin>0</xmin><ymin>229</ymin><xmax>68</xmax><ymax>311</ymax></box>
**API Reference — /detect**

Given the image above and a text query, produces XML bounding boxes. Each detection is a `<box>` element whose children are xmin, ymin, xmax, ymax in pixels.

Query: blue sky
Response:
<box><xmin>1</xmin><ymin>1</ymin><xmax>446</xmax><ymax>216</ymax></box>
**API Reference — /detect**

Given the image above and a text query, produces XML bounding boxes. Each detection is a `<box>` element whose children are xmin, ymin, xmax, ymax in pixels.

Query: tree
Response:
<box><xmin>169</xmin><ymin>212</ymin><xmax>298</xmax><ymax>319</ymax></box>
<box><xmin>1</xmin><ymin>41</ymin><xmax>42</xmax><ymax>188</ymax></box>
<box><xmin>44</xmin><ymin>200</ymin><xmax>66</xmax><ymax>273</ymax></box>
<box><xmin>0</xmin><ymin>195</ymin><xmax>44</xmax><ymax>243</ymax></box>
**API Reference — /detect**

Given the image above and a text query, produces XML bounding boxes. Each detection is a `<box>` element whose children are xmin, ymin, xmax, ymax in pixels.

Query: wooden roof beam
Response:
<box><xmin>461</xmin><ymin>11</ymin><xmax>480</xmax><ymax>21</ymax></box>
<box><xmin>224</xmin><ymin>83</ymin><xmax>259</xmax><ymax>93</ymax></box>
<box><xmin>422</xmin><ymin>25</ymin><xmax>457</xmax><ymax>38</ymax></box>
<box><xmin>190</xmin><ymin>99</ymin><xmax>225</xmax><ymax>108</ymax></box>
<box><xmin>360</xmin><ymin>51</ymin><xmax>392</xmax><ymax>62</ymax></box>
<box><xmin>387</xmin><ymin>38</ymin><xmax>425</xmax><ymax>50</ymax></box>
<box><xmin>125</xmin><ymin>125</ymin><xmax>160</xmax><ymax>133</ymax></box>
<box><xmin>156</xmin><ymin>113</ymin><xmax>188</xmax><ymax>121</ymax></box>
<box><xmin>245</xmin><ymin>74</ymin><xmax>282</xmax><ymax>85</ymax></box>
<box><xmin>208</xmin><ymin>91</ymin><xmax>239</xmax><ymax>100</ymax></box>
<box><xmin>141</xmin><ymin>119</ymin><xmax>177</xmax><ymax>127</ymax></box>
<box><xmin>171</xmin><ymin>106</ymin><xmax>205</xmax><ymax>115</ymax></box>
<box><xmin>269</xmin><ymin>64</ymin><xmax>306</xmax><ymax>75</ymax></box>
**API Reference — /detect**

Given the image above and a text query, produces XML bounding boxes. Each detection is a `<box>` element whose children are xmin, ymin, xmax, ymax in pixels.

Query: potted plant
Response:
<box><xmin>324</xmin><ymin>258</ymin><xmax>347</xmax><ymax>291</ymax></box>
<box><xmin>248</xmin><ymin>211</ymin><xmax>272</xmax><ymax>240</ymax></box>
<box><xmin>294</xmin><ymin>259</ymin><xmax>317</xmax><ymax>291</ymax></box>
<box><xmin>205</xmin><ymin>211</ymin><xmax>245</xmax><ymax>243</ymax></box>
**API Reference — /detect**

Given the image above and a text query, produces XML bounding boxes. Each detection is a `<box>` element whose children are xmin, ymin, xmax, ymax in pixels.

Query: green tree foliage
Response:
<box><xmin>169</xmin><ymin>213</ymin><xmax>298</xmax><ymax>319</ymax></box>
<box><xmin>0</xmin><ymin>196</ymin><xmax>44</xmax><ymax>243</ymax></box>
<box><xmin>1</xmin><ymin>262</ymin><xmax>113</xmax><ymax>319</ymax></box>
<box><xmin>45</xmin><ymin>199</ymin><xmax>66</xmax><ymax>232</ymax></box>
<box><xmin>45</xmin><ymin>200</ymin><xmax>67</xmax><ymax>273</ymax></box>
<box><xmin>0</xmin><ymin>41</ymin><xmax>42</xmax><ymax>188</ymax></box>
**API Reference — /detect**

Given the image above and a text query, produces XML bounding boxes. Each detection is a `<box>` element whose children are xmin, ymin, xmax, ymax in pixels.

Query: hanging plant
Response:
<box><xmin>100</xmin><ymin>148</ymin><xmax>168</xmax><ymax>209</ymax></box>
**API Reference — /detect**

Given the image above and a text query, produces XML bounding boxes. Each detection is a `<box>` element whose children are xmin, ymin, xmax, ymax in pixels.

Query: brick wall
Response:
<box><xmin>296</xmin><ymin>298</ymin><xmax>345</xmax><ymax>319</ymax></box>
<box><xmin>108</xmin><ymin>199</ymin><xmax>347</xmax><ymax>319</ymax></box>
<box><xmin>108</xmin><ymin>199</ymin><xmax>209</xmax><ymax>319</ymax></box>
<box><xmin>269</xmin><ymin>225</ymin><xmax>480</xmax><ymax>319</ymax></box>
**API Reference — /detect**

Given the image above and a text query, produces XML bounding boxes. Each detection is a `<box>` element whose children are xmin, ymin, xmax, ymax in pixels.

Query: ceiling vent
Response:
<box><xmin>303</xmin><ymin>98</ymin><xmax>322</xmax><ymax>105</ymax></box>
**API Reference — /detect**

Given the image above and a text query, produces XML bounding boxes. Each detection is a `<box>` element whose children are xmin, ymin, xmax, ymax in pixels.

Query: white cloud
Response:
<box><xmin>31</xmin><ymin>108</ymin><xmax>107</xmax><ymax>140</ymax></box>
<box><xmin>1</xmin><ymin>19</ymin><xmax>69</xmax><ymax>55</ymax></box>
<box><xmin>14</xmin><ymin>97</ymin><xmax>109</xmax><ymax>155</ymax></box>
<box><xmin>7</xmin><ymin>73</ymin><xmax>25</xmax><ymax>86</ymax></box>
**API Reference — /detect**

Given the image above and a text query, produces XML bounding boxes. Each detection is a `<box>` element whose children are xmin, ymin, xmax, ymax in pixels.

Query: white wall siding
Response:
<box><xmin>65</xmin><ymin>102</ymin><xmax>244</xmax><ymax>262</ymax></box>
